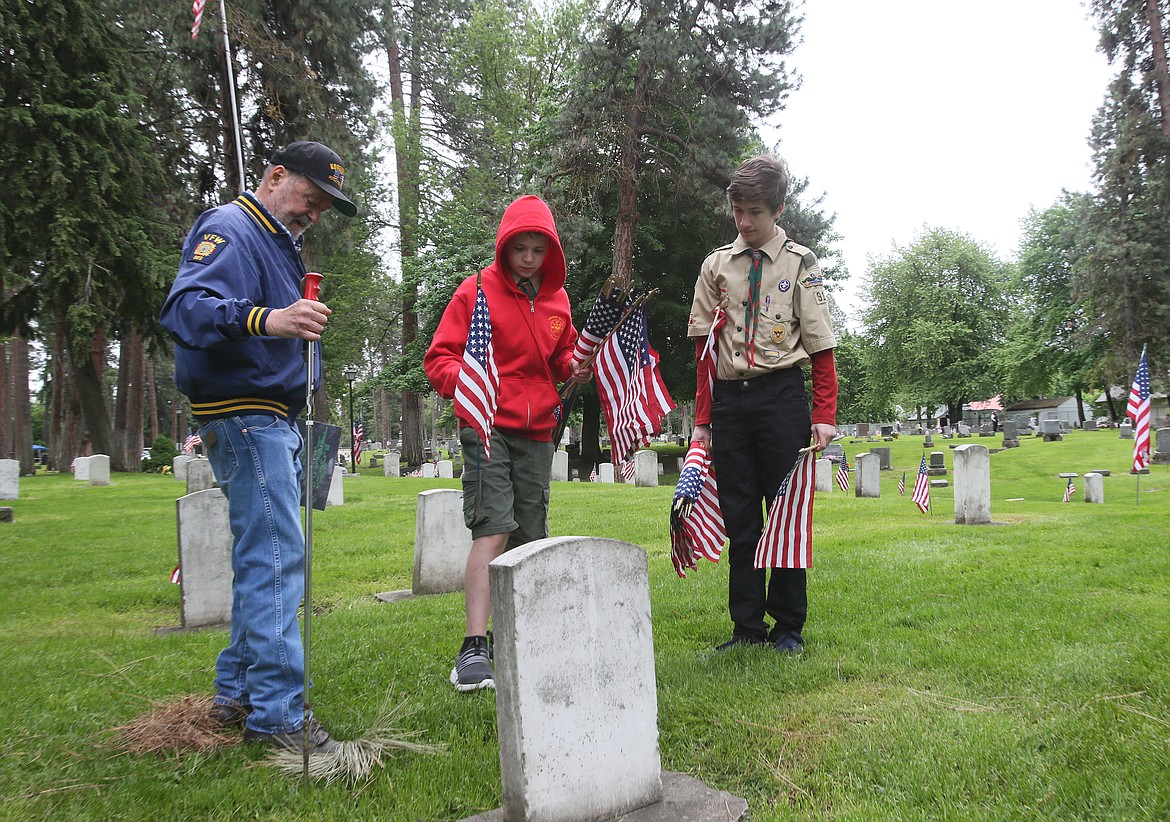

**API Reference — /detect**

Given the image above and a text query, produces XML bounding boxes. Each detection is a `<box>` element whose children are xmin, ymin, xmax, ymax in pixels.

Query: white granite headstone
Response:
<box><xmin>490</xmin><ymin>537</ymin><xmax>663</xmax><ymax>821</ymax></box>
<box><xmin>953</xmin><ymin>444</ymin><xmax>991</xmax><ymax>524</ymax></box>
<box><xmin>1084</xmin><ymin>472</ymin><xmax>1104</xmax><ymax>504</ymax></box>
<box><xmin>172</xmin><ymin>454</ymin><xmax>192</xmax><ymax>481</ymax></box>
<box><xmin>814</xmin><ymin>458</ymin><xmax>832</xmax><ymax>492</ymax></box>
<box><xmin>599</xmin><ymin>463</ymin><xmax>615</xmax><ymax>483</ymax></box>
<box><xmin>326</xmin><ymin>465</ymin><xmax>344</xmax><ymax>506</ymax></box>
<box><xmin>88</xmin><ymin>454</ymin><xmax>110</xmax><ymax>486</ymax></box>
<box><xmin>633</xmin><ymin>450</ymin><xmax>658</xmax><ymax>487</ymax></box>
<box><xmin>854</xmin><ymin>452</ymin><xmax>880</xmax><ymax>498</ymax></box>
<box><xmin>384</xmin><ymin>452</ymin><xmax>401</xmax><ymax>477</ymax></box>
<box><xmin>185</xmin><ymin>457</ymin><xmax>215</xmax><ymax>494</ymax></box>
<box><xmin>0</xmin><ymin>460</ymin><xmax>18</xmax><ymax>500</ymax></box>
<box><xmin>438</xmin><ymin>459</ymin><xmax>454</xmax><ymax>479</ymax></box>
<box><xmin>551</xmin><ymin>450</ymin><xmax>569</xmax><ymax>482</ymax></box>
<box><xmin>176</xmin><ymin>488</ymin><xmax>233</xmax><ymax>628</ymax></box>
<box><xmin>421</xmin><ymin>463</ymin><xmax>436</xmax><ymax>479</ymax></box>
<box><xmin>413</xmin><ymin>489</ymin><xmax>474</xmax><ymax>595</ymax></box>
<box><xmin>74</xmin><ymin>456</ymin><xmax>90</xmax><ymax>481</ymax></box>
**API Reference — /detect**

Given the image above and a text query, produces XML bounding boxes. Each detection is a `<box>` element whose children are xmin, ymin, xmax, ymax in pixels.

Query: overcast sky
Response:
<box><xmin>766</xmin><ymin>0</ymin><xmax>1115</xmax><ymax>324</ymax></box>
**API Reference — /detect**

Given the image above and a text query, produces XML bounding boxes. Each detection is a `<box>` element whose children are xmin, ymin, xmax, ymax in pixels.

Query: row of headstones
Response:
<box><xmin>0</xmin><ymin>455</ymin><xmax>114</xmax><ymax>501</ymax></box>
<box><xmin>355</xmin><ymin>449</ymin><xmax>667</xmax><ymax>487</ymax></box>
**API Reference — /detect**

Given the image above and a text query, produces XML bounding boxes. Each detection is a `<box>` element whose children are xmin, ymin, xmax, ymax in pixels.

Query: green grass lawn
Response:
<box><xmin>1</xmin><ymin>429</ymin><xmax>1168</xmax><ymax>820</ymax></box>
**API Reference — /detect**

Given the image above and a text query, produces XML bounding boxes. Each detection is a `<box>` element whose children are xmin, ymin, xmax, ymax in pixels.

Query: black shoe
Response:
<box><xmin>450</xmin><ymin>635</ymin><xmax>494</xmax><ymax>692</ymax></box>
<box><xmin>244</xmin><ymin>716</ymin><xmax>340</xmax><ymax>754</ymax></box>
<box><xmin>773</xmin><ymin>632</ymin><xmax>805</xmax><ymax>656</ymax></box>
<box><xmin>210</xmin><ymin>701</ymin><xmax>250</xmax><ymax>729</ymax></box>
<box><xmin>713</xmin><ymin>633</ymin><xmax>767</xmax><ymax>652</ymax></box>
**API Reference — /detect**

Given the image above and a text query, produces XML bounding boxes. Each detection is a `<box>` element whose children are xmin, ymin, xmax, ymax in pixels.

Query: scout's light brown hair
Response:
<box><xmin>726</xmin><ymin>155</ymin><xmax>789</xmax><ymax>213</ymax></box>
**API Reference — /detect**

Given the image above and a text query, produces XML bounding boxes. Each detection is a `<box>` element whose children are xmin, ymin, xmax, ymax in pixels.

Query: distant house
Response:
<box><xmin>1002</xmin><ymin>397</ymin><xmax>1094</xmax><ymax>428</ymax></box>
<box><xmin>1093</xmin><ymin>387</ymin><xmax>1170</xmax><ymax>427</ymax></box>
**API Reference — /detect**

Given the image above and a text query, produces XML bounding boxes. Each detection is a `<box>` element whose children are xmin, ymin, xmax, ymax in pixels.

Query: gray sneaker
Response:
<box><xmin>243</xmin><ymin>716</ymin><xmax>340</xmax><ymax>754</ymax></box>
<box><xmin>450</xmin><ymin>635</ymin><xmax>494</xmax><ymax>692</ymax></box>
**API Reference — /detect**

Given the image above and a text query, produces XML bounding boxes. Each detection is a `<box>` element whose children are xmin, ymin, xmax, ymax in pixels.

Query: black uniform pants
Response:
<box><xmin>711</xmin><ymin>367</ymin><xmax>810</xmax><ymax>641</ymax></box>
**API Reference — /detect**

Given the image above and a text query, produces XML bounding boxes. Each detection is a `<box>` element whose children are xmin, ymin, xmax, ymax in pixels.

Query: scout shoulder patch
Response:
<box><xmin>799</xmin><ymin>270</ymin><xmax>824</xmax><ymax>288</ymax></box>
<box><xmin>191</xmin><ymin>233</ymin><xmax>228</xmax><ymax>264</ymax></box>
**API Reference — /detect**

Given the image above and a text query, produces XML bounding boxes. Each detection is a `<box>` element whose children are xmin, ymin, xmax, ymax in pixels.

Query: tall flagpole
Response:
<box><xmin>218</xmin><ymin>0</ymin><xmax>247</xmax><ymax>193</ymax></box>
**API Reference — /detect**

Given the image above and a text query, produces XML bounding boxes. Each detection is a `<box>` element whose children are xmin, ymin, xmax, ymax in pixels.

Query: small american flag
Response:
<box><xmin>1127</xmin><ymin>345</ymin><xmax>1151</xmax><ymax>473</ymax></box>
<box><xmin>191</xmin><ymin>0</ymin><xmax>206</xmax><ymax>39</ymax></box>
<box><xmin>835</xmin><ymin>452</ymin><xmax>850</xmax><ymax>491</ymax></box>
<box><xmin>1062</xmin><ymin>477</ymin><xmax>1075</xmax><ymax>503</ymax></box>
<box><xmin>898</xmin><ymin>471</ymin><xmax>906</xmax><ymax>495</ymax></box>
<box><xmin>621</xmin><ymin>458</ymin><xmax>636</xmax><ymax>482</ymax></box>
<box><xmin>670</xmin><ymin>441</ymin><xmax>726</xmax><ymax>577</ymax></box>
<box><xmin>573</xmin><ymin>286</ymin><xmax>625</xmax><ymax>364</ymax></box>
<box><xmin>755</xmin><ymin>450</ymin><xmax>816</xmax><ymax>569</ymax></box>
<box><xmin>453</xmin><ymin>284</ymin><xmax>500</xmax><ymax>459</ymax></box>
<box><xmin>352</xmin><ymin>420</ymin><xmax>364</xmax><ymax>467</ymax></box>
<box><xmin>912</xmin><ymin>455</ymin><xmax>930</xmax><ymax>513</ymax></box>
<box><xmin>182</xmin><ymin>433</ymin><xmax>202</xmax><ymax>455</ymax></box>
<box><xmin>589</xmin><ymin>465</ymin><xmax>598</xmax><ymax>482</ymax></box>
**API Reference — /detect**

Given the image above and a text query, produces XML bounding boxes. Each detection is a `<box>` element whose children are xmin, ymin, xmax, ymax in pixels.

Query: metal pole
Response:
<box><xmin>217</xmin><ymin>0</ymin><xmax>247</xmax><ymax>193</ymax></box>
<box><xmin>299</xmin><ymin>273</ymin><xmax>322</xmax><ymax>782</ymax></box>
<box><xmin>348</xmin><ymin>378</ymin><xmax>356</xmax><ymax>471</ymax></box>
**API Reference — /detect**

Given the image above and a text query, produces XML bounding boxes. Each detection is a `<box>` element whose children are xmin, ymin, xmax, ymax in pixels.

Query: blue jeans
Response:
<box><xmin>201</xmin><ymin>414</ymin><xmax>309</xmax><ymax>734</ymax></box>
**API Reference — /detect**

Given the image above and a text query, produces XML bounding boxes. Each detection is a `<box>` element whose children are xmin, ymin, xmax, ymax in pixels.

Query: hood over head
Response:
<box><xmin>494</xmin><ymin>195</ymin><xmax>567</xmax><ymax>291</ymax></box>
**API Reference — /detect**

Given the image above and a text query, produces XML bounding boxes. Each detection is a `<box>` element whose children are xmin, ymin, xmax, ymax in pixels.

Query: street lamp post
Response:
<box><xmin>343</xmin><ymin>366</ymin><xmax>358</xmax><ymax>472</ymax></box>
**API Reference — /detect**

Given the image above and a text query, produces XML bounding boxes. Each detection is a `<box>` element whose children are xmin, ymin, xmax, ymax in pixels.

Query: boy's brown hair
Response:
<box><xmin>726</xmin><ymin>155</ymin><xmax>789</xmax><ymax>212</ymax></box>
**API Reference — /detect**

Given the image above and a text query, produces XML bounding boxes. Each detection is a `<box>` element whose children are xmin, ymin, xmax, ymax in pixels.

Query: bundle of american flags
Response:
<box><xmin>1127</xmin><ymin>345</ymin><xmax>1151</xmax><ymax>473</ymax></box>
<box><xmin>670</xmin><ymin>441</ymin><xmax>725</xmax><ymax>578</ymax></box>
<box><xmin>755</xmin><ymin>450</ymin><xmax>817</xmax><ymax>569</ymax></box>
<box><xmin>572</xmin><ymin>286</ymin><xmax>674</xmax><ymax>465</ymax></box>
<box><xmin>182</xmin><ymin>433</ymin><xmax>202</xmax><ymax>455</ymax></box>
<box><xmin>912</xmin><ymin>454</ymin><xmax>931</xmax><ymax>513</ymax></box>
<box><xmin>453</xmin><ymin>281</ymin><xmax>500</xmax><ymax>459</ymax></box>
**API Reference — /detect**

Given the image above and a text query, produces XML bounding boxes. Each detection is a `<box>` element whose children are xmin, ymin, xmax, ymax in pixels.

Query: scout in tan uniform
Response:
<box><xmin>688</xmin><ymin>154</ymin><xmax>839</xmax><ymax>655</ymax></box>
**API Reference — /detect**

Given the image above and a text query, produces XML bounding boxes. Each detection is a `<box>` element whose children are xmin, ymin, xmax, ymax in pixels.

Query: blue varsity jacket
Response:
<box><xmin>160</xmin><ymin>192</ymin><xmax>321</xmax><ymax>422</ymax></box>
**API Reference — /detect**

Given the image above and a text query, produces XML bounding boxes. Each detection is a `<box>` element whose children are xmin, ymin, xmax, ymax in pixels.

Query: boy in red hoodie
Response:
<box><xmin>425</xmin><ymin>195</ymin><xmax>591</xmax><ymax>691</ymax></box>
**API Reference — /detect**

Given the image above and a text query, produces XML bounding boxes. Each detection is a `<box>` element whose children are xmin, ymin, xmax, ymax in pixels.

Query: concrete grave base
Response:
<box><xmin>373</xmin><ymin>590</ymin><xmax>414</xmax><ymax>604</ymax></box>
<box><xmin>460</xmin><ymin>771</ymin><xmax>747</xmax><ymax>822</ymax></box>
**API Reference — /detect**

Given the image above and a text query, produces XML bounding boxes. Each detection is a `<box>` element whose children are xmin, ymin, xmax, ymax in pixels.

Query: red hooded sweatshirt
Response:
<box><xmin>424</xmin><ymin>195</ymin><xmax>578</xmax><ymax>442</ymax></box>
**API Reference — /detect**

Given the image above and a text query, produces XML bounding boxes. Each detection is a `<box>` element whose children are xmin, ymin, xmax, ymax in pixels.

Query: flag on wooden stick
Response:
<box><xmin>912</xmin><ymin>454</ymin><xmax>931</xmax><ymax>513</ymax></box>
<box><xmin>1062</xmin><ymin>477</ymin><xmax>1075</xmax><ymax>503</ymax></box>
<box><xmin>1127</xmin><ymin>345</ymin><xmax>1151</xmax><ymax>473</ymax></box>
<box><xmin>835</xmin><ymin>451</ymin><xmax>850</xmax><ymax>491</ymax></box>
<box><xmin>755</xmin><ymin>450</ymin><xmax>817</xmax><ymax>569</ymax></box>
<box><xmin>351</xmin><ymin>420</ymin><xmax>364</xmax><ymax>467</ymax></box>
<box><xmin>898</xmin><ymin>470</ymin><xmax>906</xmax><ymax>495</ymax></box>
<box><xmin>670</xmin><ymin>441</ymin><xmax>726</xmax><ymax>578</ymax></box>
<box><xmin>453</xmin><ymin>283</ymin><xmax>499</xmax><ymax>459</ymax></box>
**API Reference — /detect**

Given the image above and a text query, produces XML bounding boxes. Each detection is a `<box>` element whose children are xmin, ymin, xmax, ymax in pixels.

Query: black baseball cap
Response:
<box><xmin>269</xmin><ymin>141</ymin><xmax>357</xmax><ymax>217</ymax></box>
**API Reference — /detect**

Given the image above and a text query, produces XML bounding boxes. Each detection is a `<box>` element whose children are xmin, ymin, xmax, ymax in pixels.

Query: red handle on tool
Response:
<box><xmin>302</xmin><ymin>272</ymin><xmax>323</xmax><ymax>301</ymax></box>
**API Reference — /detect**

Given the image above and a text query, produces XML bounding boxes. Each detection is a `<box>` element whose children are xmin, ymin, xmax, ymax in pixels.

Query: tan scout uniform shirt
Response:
<box><xmin>688</xmin><ymin>227</ymin><xmax>836</xmax><ymax>380</ymax></box>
